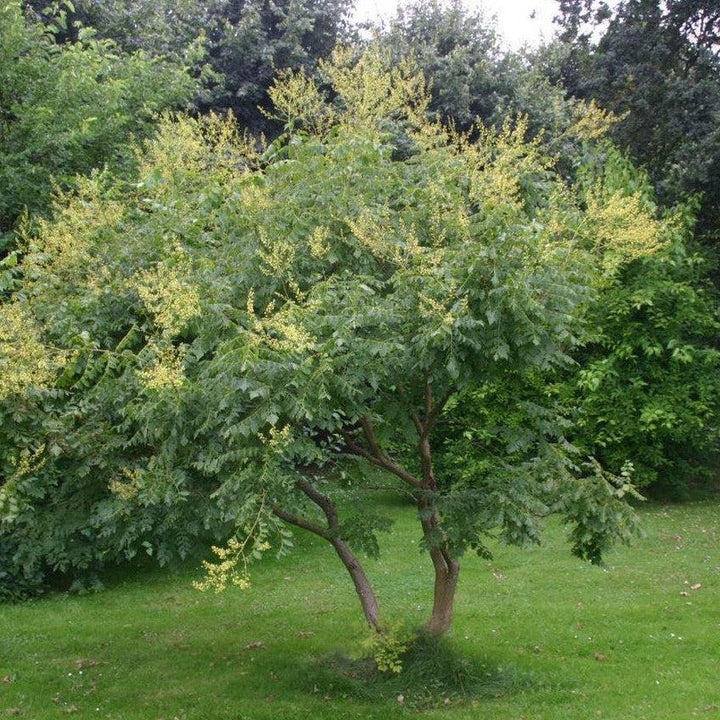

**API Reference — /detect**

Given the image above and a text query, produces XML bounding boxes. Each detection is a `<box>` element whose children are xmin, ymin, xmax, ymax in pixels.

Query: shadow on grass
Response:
<box><xmin>302</xmin><ymin>632</ymin><xmax>534</xmax><ymax>711</ymax></box>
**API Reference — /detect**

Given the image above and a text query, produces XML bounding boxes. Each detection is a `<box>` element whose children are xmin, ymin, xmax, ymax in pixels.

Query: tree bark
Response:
<box><xmin>330</xmin><ymin>536</ymin><xmax>382</xmax><ymax>633</ymax></box>
<box><xmin>425</xmin><ymin>550</ymin><xmax>460</xmax><ymax>637</ymax></box>
<box><xmin>414</xmin><ymin>383</ymin><xmax>460</xmax><ymax>636</ymax></box>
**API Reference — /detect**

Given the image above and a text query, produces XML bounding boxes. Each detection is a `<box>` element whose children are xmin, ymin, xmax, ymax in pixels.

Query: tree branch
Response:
<box><xmin>360</xmin><ymin>416</ymin><xmax>383</xmax><ymax>457</ymax></box>
<box><xmin>425</xmin><ymin>390</ymin><xmax>450</xmax><ymax>432</ymax></box>
<box><xmin>296</xmin><ymin>478</ymin><xmax>339</xmax><ymax>531</ymax></box>
<box><xmin>271</xmin><ymin>505</ymin><xmax>329</xmax><ymax>539</ymax></box>
<box><xmin>342</xmin><ymin>432</ymin><xmax>423</xmax><ymax>489</ymax></box>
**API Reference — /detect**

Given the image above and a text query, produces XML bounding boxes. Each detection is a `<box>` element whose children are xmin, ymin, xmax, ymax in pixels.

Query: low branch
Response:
<box><xmin>425</xmin><ymin>390</ymin><xmax>450</xmax><ymax>432</ymax></box>
<box><xmin>296</xmin><ymin>478</ymin><xmax>339</xmax><ymax>531</ymax></box>
<box><xmin>342</xmin><ymin>432</ymin><xmax>423</xmax><ymax>489</ymax></box>
<box><xmin>411</xmin><ymin>412</ymin><xmax>424</xmax><ymax>437</ymax></box>
<box><xmin>271</xmin><ymin>505</ymin><xmax>329</xmax><ymax>539</ymax></box>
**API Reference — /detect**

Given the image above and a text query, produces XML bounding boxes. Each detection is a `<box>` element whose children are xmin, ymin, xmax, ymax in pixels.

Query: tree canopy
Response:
<box><xmin>1</xmin><ymin>50</ymin><xmax>665</xmax><ymax>630</ymax></box>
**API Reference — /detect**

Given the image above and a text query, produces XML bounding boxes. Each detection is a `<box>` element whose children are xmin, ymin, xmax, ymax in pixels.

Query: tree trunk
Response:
<box><xmin>425</xmin><ymin>553</ymin><xmax>460</xmax><ymax>637</ymax></box>
<box><xmin>331</xmin><ymin>537</ymin><xmax>383</xmax><ymax>634</ymax></box>
<box><xmin>418</xmin><ymin>492</ymin><xmax>460</xmax><ymax>637</ymax></box>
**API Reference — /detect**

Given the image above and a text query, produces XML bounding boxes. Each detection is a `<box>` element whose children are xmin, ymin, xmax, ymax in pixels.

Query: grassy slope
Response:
<box><xmin>1</xmin><ymin>500</ymin><xmax>718</xmax><ymax>719</ymax></box>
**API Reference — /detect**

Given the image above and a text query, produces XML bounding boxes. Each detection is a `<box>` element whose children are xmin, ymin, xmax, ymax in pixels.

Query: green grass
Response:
<box><xmin>1</xmin><ymin>500</ymin><xmax>719</xmax><ymax>719</ymax></box>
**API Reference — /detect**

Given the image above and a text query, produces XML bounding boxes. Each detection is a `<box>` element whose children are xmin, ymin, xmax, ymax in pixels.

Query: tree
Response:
<box><xmin>377</xmin><ymin>0</ymin><xmax>507</xmax><ymax>130</ymax></box>
<box><xmin>551</xmin><ymin>0</ymin><xmax>720</xmax><ymax>239</ymax></box>
<box><xmin>1</xmin><ymin>51</ymin><xmax>656</xmax><ymax>632</ymax></box>
<box><xmin>24</xmin><ymin>0</ymin><xmax>351</xmax><ymax>136</ymax></box>
<box><xmin>0</xmin><ymin>0</ymin><xmax>195</xmax><ymax>250</ymax></box>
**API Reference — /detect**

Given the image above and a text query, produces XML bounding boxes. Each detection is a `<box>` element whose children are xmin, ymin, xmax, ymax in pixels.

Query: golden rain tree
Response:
<box><xmin>1</xmin><ymin>49</ymin><xmax>663</xmax><ymax>629</ymax></box>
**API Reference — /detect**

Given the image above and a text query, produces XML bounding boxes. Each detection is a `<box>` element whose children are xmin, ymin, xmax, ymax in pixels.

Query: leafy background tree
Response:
<box><xmin>551</xmin><ymin>0</ymin><xmax>720</xmax><ymax>239</ymax></box>
<box><xmin>24</xmin><ymin>0</ymin><xmax>352</xmax><ymax>135</ymax></box>
<box><xmin>0</xmin><ymin>0</ymin><xmax>195</xmax><ymax>249</ymax></box>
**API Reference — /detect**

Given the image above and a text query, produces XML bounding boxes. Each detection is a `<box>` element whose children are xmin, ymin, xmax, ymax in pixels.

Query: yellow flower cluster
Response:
<box><xmin>258</xmin><ymin>228</ymin><xmax>296</xmax><ymax>279</ymax></box>
<box><xmin>346</xmin><ymin>210</ymin><xmax>395</xmax><ymax>261</ymax></box>
<box><xmin>247</xmin><ymin>290</ymin><xmax>316</xmax><ymax>355</ymax></box>
<box><xmin>565</xmin><ymin>99</ymin><xmax>618</xmax><ymax>142</ymax></box>
<box><xmin>137</xmin><ymin>251</ymin><xmax>201</xmax><ymax>337</ymax></box>
<box><xmin>193</xmin><ymin>537</ymin><xmax>272</xmax><ymax>593</ymax></box>
<box><xmin>419</xmin><ymin>290</ymin><xmax>468</xmax><ymax>328</ymax></box>
<box><xmin>586</xmin><ymin>189</ymin><xmax>663</xmax><ymax>270</ymax></box>
<box><xmin>259</xmin><ymin>424</ymin><xmax>292</xmax><ymax>451</ymax></box>
<box><xmin>137</xmin><ymin>112</ymin><xmax>257</xmax><ymax>188</ymax></box>
<box><xmin>0</xmin><ymin>303</ymin><xmax>62</xmax><ymax>400</ymax></box>
<box><xmin>108</xmin><ymin>468</ymin><xmax>142</xmax><ymax>501</ymax></box>
<box><xmin>137</xmin><ymin>343</ymin><xmax>187</xmax><ymax>391</ymax></box>
<box><xmin>321</xmin><ymin>47</ymin><xmax>430</xmax><ymax>129</ymax></box>
<box><xmin>308</xmin><ymin>225</ymin><xmax>330</xmax><ymax>258</ymax></box>
<box><xmin>9</xmin><ymin>443</ymin><xmax>47</xmax><ymax>478</ymax></box>
<box><xmin>469</xmin><ymin>119</ymin><xmax>547</xmax><ymax>213</ymax></box>
<box><xmin>266</xmin><ymin>68</ymin><xmax>335</xmax><ymax>135</ymax></box>
<box><xmin>31</xmin><ymin>176</ymin><xmax>124</xmax><ymax>279</ymax></box>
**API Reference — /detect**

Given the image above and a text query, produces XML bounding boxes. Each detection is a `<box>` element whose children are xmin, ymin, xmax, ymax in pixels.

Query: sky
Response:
<box><xmin>353</xmin><ymin>0</ymin><xmax>560</xmax><ymax>50</ymax></box>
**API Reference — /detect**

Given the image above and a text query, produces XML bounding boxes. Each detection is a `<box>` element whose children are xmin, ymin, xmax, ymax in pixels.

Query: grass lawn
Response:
<box><xmin>1</xmin><ymin>499</ymin><xmax>718</xmax><ymax>719</ymax></box>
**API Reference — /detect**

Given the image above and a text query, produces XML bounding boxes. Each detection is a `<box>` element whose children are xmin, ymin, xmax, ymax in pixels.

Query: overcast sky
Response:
<box><xmin>353</xmin><ymin>0</ymin><xmax>560</xmax><ymax>50</ymax></box>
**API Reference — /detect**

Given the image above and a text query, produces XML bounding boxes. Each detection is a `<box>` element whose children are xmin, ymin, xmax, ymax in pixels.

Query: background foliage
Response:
<box><xmin>0</xmin><ymin>0</ymin><xmax>195</xmax><ymax>249</ymax></box>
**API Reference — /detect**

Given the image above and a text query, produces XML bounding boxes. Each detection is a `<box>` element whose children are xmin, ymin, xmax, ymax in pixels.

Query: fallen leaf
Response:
<box><xmin>244</xmin><ymin>642</ymin><xmax>265</xmax><ymax>650</ymax></box>
<box><xmin>594</xmin><ymin>652</ymin><xmax>608</xmax><ymax>662</ymax></box>
<box><xmin>691</xmin><ymin>583</ymin><xmax>702</xmax><ymax>591</ymax></box>
<box><xmin>4</xmin><ymin>710</ymin><xmax>23</xmax><ymax>717</ymax></box>
<box><xmin>397</xmin><ymin>695</ymin><xmax>405</xmax><ymax>704</ymax></box>
<box><xmin>296</xmin><ymin>631</ymin><xmax>314</xmax><ymax>638</ymax></box>
<box><xmin>680</xmin><ymin>591</ymin><xmax>690</xmax><ymax>596</ymax></box>
<box><xmin>1</xmin><ymin>676</ymin><xmax>13</xmax><ymax>684</ymax></box>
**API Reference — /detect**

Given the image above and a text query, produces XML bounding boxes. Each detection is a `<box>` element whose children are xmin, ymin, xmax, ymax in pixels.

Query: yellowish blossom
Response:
<box><xmin>108</xmin><ymin>468</ymin><xmax>142</xmax><ymax>500</ymax></box>
<box><xmin>137</xmin><ymin>343</ymin><xmax>187</xmax><ymax>390</ymax></box>
<box><xmin>0</xmin><ymin>303</ymin><xmax>63</xmax><ymax>399</ymax></box>
<box><xmin>321</xmin><ymin>47</ymin><xmax>430</xmax><ymax>129</ymax></box>
<box><xmin>137</xmin><ymin>247</ymin><xmax>201</xmax><ymax>337</ymax></box>
<box><xmin>258</xmin><ymin>228</ymin><xmax>296</xmax><ymax>279</ymax></box>
<box><xmin>308</xmin><ymin>225</ymin><xmax>330</xmax><ymax>258</ymax></box>
<box><xmin>586</xmin><ymin>189</ymin><xmax>664</xmax><ymax>270</ymax></box>
<box><xmin>194</xmin><ymin>495</ymin><xmax>270</xmax><ymax>593</ymax></box>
